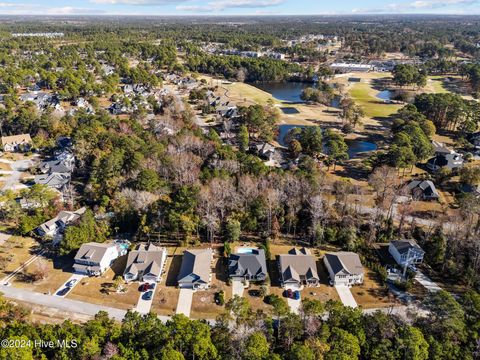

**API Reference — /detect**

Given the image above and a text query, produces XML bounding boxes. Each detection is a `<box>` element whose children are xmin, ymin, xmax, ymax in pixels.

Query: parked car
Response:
<box><xmin>283</xmin><ymin>289</ymin><xmax>293</xmax><ymax>298</ymax></box>
<box><xmin>143</xmin><ymin>291</ymin><xmax>153</xmax><ymax>300</ymax></box>
<box><xmin>293</xmin><ymin>290</ymin><xmax>300</xmax><ymax>300</ymax></box>
<box><xmin>57</xmin><ymin>287</ymin><xmax>70</xmax><ymax>296</ymax></box>
<box><xmin>65</xmin><ymin>279</ymin><xmax>77</xmax><ymax>288</ymax></box>
<box><xmin>148</xmin><ymin>283</ymin><xmax>156</xmax><ymax>290</ymax></box>
<box><xmin>139</xmin><ymin>283</ymin><xmax>149</xmax><ymax>292</ymax></box>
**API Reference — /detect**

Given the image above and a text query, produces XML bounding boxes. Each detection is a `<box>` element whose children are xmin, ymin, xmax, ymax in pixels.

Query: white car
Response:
<box><xmin>65</xmin><ymin>279</ymin><xmax>78</xmax><ymax>288</ymax></box>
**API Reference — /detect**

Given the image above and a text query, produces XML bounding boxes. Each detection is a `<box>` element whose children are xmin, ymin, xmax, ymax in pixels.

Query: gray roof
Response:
<box><xmin>324</xmin><ymin>252</ymin><xmax>364</xmax><ymax>276</ymax></box>
<box><xmin>229</xmin><ymin>249</ymin><xmax>267</xmax><ymax>278</ymax></box>
<box><xmin>40</xmin><ymin>160</ymin><xmax>72</xmax><ymax>174</ymax></box>
<box><xmin>34</xmin><ymin>172</ymin><xmax>70</xmax><ymax>188</ymax></box>
<box><xmin>124</xmin><ymin>244</ymin><xmax>167</xmax><ymax>278</ymax></box>
<box><xmin>279</xmin><ymin>248</ymin><xmax>319</xmax><ymax>283</ymax></box>
<box><xmin>390</xmin><ymin>240</ymin><xmax>424</xmax><ymax>256</ymax></box>
<box><xmin>407</xmin><ymin>180</ymin><xmax>440</xmax><ymax>199</ymax></box>
<box><xmin>74</xmin><ymin>242</ymin><xmax>117</xmax><ymax>264</ymax></box>
<box><xmin>177</xmin><ymin>249</ymin><xmax>213</xmax><ymax>285</ymax></box>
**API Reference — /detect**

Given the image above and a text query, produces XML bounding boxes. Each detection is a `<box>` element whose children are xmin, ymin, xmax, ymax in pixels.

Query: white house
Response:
<box><xmin>73</xmin><ymin>242</ymin><xmax>122</xmax><ymax>276</ymax></box>
<box><xmin>389</xmin><ymin>240</ymin><xmax>425</xmax><ymax>267</ymax></box>
<box><xmin>323</xmin><ymin>252</ymin><xmax>364</xmax><ymax>286</ymax></box>
<box><xmin>1</xmin><ymin>134</ymin><xmax>32</xmax><ymax>152</ymax></box>
<box><xmin>36</xmin><ymin>207</ymin><xmax>86</xmax><ymax>239</ymax></box>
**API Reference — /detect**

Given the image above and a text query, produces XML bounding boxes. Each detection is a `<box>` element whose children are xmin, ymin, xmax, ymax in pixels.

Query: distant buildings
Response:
<box><xmin>389</xmin><ymin>240</ymin><xmax>425</xmax><ymax>267</ymax></box>
<box><xmin>330</xmin><ymin>63</ymin><xmax>373</xmax><ymax>73</ymax></box>
<box><xmin>36</xmin><ymin>207</ymin><xmax>86</xmax><ymax>242</ymax></box>
<box><xmin>12</xmin><ymin>33</ymin><xmax>64</xmax><ymax>38</ymax></box>
<box><xmin>323</xmin><ymin>252</ymin><xmax>364</xmax><ymax>286</ymax></box>
<box><xmin>1</xmin><ymin>134</ymin><xmax>32</xmax><ymax>152</ymax></box>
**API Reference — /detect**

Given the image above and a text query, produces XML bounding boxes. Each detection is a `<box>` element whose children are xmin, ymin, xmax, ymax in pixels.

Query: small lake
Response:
<box><xmin>277</xmin><ymin>124</ymin><xmax>377</xmax><ymax>158</ymax></box>
<box><xmin>377</xmin><ymin>90</ymin><xmax>393</xmax><ymax>101</ymax></box>
<box><xmin>280</xmin><ymin>107</ymin><xmax>300</xmax><ymax>114</ymax></box>
<box><xmin>253</xmin><ymin>81</ymin><xmax>342</xmax><ymax>108</ymax></box>
<box><xmin>253</xmin><ymin>82</ymin><xmax>309</xmax><ymax>103</ymax></box>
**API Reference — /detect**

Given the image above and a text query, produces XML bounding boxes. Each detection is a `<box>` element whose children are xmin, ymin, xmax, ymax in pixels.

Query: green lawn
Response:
<box><xmin>349</xmin><ymin>82</ymin><xmax>401</xmax><ymax>118</ymax></box>
<box><xmin>428</xmin><ymin>76</ymin><xmax>449</xmax><ymax>94</ymax></box>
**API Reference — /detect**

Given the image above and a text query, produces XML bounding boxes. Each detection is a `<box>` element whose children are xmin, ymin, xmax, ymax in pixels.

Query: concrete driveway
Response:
<box><xmin>55</xmin><ymin>273</ymin><xmax>85</xmax><ymax>297</ymax></box>
<box><xmin>232</xmin><ymin>280</ymin><xmax>244</xmax><ymax>297</ymax></box>
<box><xmin>335</xmin><ymin>285</ymin><xmax>358</xmax><ymax>308</ymax></box>
<box><xmin>134</xmin><ymin>283</ymin><xmax>157</xmax><ymax>314</ymax></box>
<box><xmin>415</xmin><ymin>271</ymin><xmax>442</xmax><ymax>292</ymax></box>
<box><xmin>176</xmin><ymin>288</ymin><xmax>194</xmax><ymax>317</ymax></box>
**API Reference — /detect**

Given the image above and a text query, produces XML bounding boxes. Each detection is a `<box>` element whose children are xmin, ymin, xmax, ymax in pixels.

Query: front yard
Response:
<box><xmin>67</xmin><ymin>256</ymin><xmax>139</xmax><ymax>310</ymax></box>
<box><xmin>0</xmin><ymin>236</ymin><xmax>39</xmax><ymax>279</ymax></box>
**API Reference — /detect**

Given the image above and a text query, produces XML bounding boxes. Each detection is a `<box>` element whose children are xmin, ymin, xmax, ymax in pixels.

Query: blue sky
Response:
<box><xmin>2</xmin><ymin>0</ymin><xmax>480</xmax><ymax>16</ymax></box>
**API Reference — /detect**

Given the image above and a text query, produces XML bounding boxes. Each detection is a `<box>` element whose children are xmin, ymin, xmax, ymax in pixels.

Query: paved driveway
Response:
<box><xmin>134</xmin><ymin>283</ymin><xmax>157</xmax><ymax>314</ymax></box>
<box><xmin>54</xmin><ymin>273</ymin><xmax>85</xmax><ymax>297</ymax></box>
<box><xmin>176</xmin><ymin>288</ymin><xmax>194</xmax><ymax>317</ymax></box>
<box><xmin>415</xmin><ymin>271</ymin><xmax>442</xmax><ymax>292</ymax></box>
<box><xmin>335</xmin><ymin>285</ymin><xmax>358</xmax><ymax>308</ymax></box>
<box><xmin>232</xmin><ymin>280</ymin><xmax>244</xmax><ymax>297</ymax></box>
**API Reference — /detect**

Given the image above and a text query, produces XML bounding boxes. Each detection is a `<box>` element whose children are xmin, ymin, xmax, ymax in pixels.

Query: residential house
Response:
<box><xmin>278</xmin><ymin>248</ymin><xmax>320</xmax><ymax>288</ymax></box>
<box><xmin>330</xmin><ymin>63</ymin><xmax>373</xmax><ymax>73</ymax></box>
<box><xmin>1</xmin><ymin>134</ymin><xmax>32</xmax><ymax>152</ymax></box>
<box><xmin>34</xmin><ymin>172</ymin><xmax>70</xmax><ymax>190</ymax></box>
<box><xmin>39</xmin><ymin>159</ymin><xmax>73</xmax><ymax>174</ymax></box>
<box><xmin>73</xmin><ymin>242</ymin><xmax>123</xmax><ymax>276</ymax></box>
<box><xmin>406</xmin><ymin>180</ymin><xmax>440</xmax><ymax>201</ymax></box>
<box><xmin>36</xmin><ymin>207</ymin><xmax>86</xmax><ymax>238</ymax></box>
<box><xmin>255</xmin><ymin>143</ymin><xmax>276</xmax><ymax>161</ymax></box>
<box><xmin>426</xmin><ymin>153</ymin><xmax>464</xmax><ymax>172</ymax></box>
<box><xmin>460</xmin><ymin>183</ymin><xmax>480</xmax><ymax>198</ymax></box>
<box><xmin>389</xmin><ymin>239</ymin><xmax>425</xmax><ymax>267</ymax></box>
<box><xmin>323</xmin><ymin>252</ymin><xmax>364</xmax><ymax>286</ymax></box>
<box><xmin>467</xmin><ymin>132</ymin><xmax>480</xmax><ymax>148</ymax></box>
<box><xmin>228</xmin><ymin>249</ymin><xmax>268</xmax><ymax>282</ymax></box>
<box><xmin>123</xmin><ymin>244</ymin><xmax>167</xmax><ymax>283</ymax></box>
<box><xmin>177</xmin><ymin>248</ymin><xmax>213</xmax><ymax>289</ymax></box>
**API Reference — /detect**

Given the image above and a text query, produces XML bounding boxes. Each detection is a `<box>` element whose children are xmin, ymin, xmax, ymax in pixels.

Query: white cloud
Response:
<box><xmin>90</xmin><ymin>0</ymin><xmax>184</xmax><ymax>4</ymax></box>
<box><xmin>177</xmin><ymin>0</ymin><xmax>284</xmax><ymax>12</ymax></box>
<box><xmin>0</xmin><ymin>3</ymin><xmax>104</xmax><ymax>15</ymax></box>
<box><xmin>353</xmin><ymin>0</ymin><xmax>478</xmax><ymax>13</ymax></box>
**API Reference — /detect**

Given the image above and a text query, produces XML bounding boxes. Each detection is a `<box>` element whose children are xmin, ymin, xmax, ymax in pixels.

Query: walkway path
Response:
<box><xmin>232</xmin><ymin>280</ymin><xmax>244</xmax><ymax>297</ymax></box>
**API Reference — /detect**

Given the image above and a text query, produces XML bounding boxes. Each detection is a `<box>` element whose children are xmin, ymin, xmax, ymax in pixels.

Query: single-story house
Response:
<box><xmin>427</xmin><ymin>153</ymin><xmax>463</xmax><ymax>172</ymax></box>
<box><xmin>406</xmin><ymin>180</ymin><xmax>440</xmax><ymax>201</ymax></box>
<box><xmin>123</xmin><ymin>243</ymin><xmax>167</xmax><ymax>283</ymax></box>
<box><xmin>73</xmin><ymin>242</ymin><xmax>122</xmax><ymax>276</ymax></box>
<box><xmin>177</xmin><ymin>248</ymin><xmax>213</xmax><ymax>290</ymax></box>
<box><xmin>323</xmin><ymin>252</ymin><xmax>364</xmax><ymax>286</ymax></box>
<box><xmin>36</xmin><ymin>207</ymin><xmax>86</xmax><ymax>238</ymax></box>
<box><xmin>278</xmin><ymin>247</ymin><xmax>320</xmax><ymax>288</ymax></box>
<box><xmin>228</xmin><ymin>249</ymin><xmax>267</xmax><ymax>282</ymax></box>
<box><xmin>389</xmin><ymin>240</ymin><xmax>425</xmax><ymax>267</ymax></box>
<box><xmin>1</xmin><ymin>134</ymin><xmax>32</xmax><ymax>152</ymax></box>
<box><xmin>255</xmin><ymin>143</ymin><xmax>276</xmax><ymax>161</ymax></box>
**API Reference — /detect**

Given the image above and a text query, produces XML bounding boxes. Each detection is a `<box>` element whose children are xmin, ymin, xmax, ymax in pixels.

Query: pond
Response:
<box><xmin>253</xmin><ymin>81</ymin><xmax>341</xmax><ymax>108</ymax></box>
<box><xmin>277</xmin><ymin>124</ymin><xmax>377</xmax><ymax>158</ymax></box>
<box><xmin>253</xmin><ymin>81</ymin><xmax>309</xmax><ymax>103</ymax></box>
<box><xmin>377</xmin><ymin>89</ymin><xmax>393</xmax><ymax>101</ymax></box>
<box><xmin>280</xmin><ymin>107</ymin><xmax>300</xmax><ymax>114</ymax></box>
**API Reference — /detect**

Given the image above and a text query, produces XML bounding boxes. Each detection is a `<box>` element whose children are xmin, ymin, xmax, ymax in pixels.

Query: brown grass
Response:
<box><xmin>67</xmin><ymin>256</ymin><xmax>139</xmax><ymax>310</ymax></box>
<box><xmin>351</xmin><ymin>269</ymin><xmax>397</xmax><ymax>309</ymax></box>
<box><xmin>0</xmin><ymin>236</ymin><xmax>39</xmax><ymax>279</ymax></box>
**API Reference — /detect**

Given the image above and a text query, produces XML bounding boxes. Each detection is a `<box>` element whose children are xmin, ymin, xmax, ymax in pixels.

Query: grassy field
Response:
<box><xmin>0</xmin><ymin>236</ymin><xmax>38</xmax><ymax>280</ymax></box>
<box><xmin>349</xmin><ymin>82</ymin><xmax>402</xmax><ymax>118</ymax></box>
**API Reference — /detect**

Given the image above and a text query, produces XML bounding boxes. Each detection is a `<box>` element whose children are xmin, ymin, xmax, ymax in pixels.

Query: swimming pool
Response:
<box><xmin>236</xmin><ymin>247</ymin><xmax>256</xmax><ymax>254</ymax></box>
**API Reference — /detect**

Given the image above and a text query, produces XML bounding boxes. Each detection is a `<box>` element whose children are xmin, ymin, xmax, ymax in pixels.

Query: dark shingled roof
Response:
<box><xmin>324</xmin><ymin>252</ymin><xmax>363</xmax><ymax>276</ymax></box>
<box><xmin>390</xmin><ymin>240</ymin><xmax>424</xmax><ymax>256</ymax></box>
<box><xmin>228</xmin><ymin>249</ymin><xmax>267</xmax><ymax>278</ymax></box>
